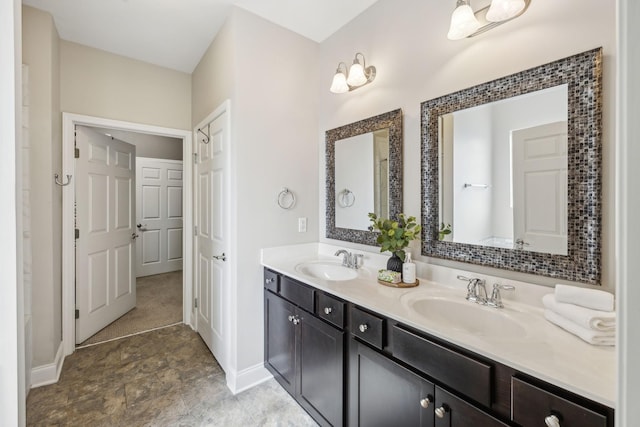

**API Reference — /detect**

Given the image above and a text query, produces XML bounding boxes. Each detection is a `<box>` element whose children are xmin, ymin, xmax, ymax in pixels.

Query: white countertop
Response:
<box><xmin>261</xmin><ymin>243</ymin><xmax>616</xmax><ymax>408</ymax></box>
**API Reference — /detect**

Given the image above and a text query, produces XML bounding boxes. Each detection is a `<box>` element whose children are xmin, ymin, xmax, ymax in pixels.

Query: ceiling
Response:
<box><xmin>22</xmin><ymin>0</ymin><xmax>379</xmax><ymax>73</ymax></box>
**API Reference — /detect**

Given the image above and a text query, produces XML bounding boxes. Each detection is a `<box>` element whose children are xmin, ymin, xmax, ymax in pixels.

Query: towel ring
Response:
<box><xmin>338</xmin><ymin>189</ymin><xmax>355</xmax><ymax>208</ymax></box>
<box><xmin>277</xmin><ymin>188</ymin><xmax>296</xmax><ymax>210</ymax></box>
<box><xmin>54</xmin><ymin>173</ymin><xmax>72</xmax><ymax>187</ymax></box>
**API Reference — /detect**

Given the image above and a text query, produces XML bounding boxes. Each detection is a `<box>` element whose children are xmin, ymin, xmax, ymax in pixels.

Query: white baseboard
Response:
<box><xmin>226</xmin><ymin>362</ymin><xmax>272</xmax><ymax>395</ymax></box>
<box><xmin>30</xmin><ymin>341</ymin><xmax>65</xmax><ymax>388</ymax></box>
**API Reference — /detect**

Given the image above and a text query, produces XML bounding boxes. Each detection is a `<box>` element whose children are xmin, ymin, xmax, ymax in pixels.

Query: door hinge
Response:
<box><xmin>74</xmin><ymin>147</ymin><xmax>80</xmax><ymax>158</ymax></box>
<box><xmin>75</xmin><ymin>228</ymin><xmax>80</xmax><ymax>239</ymax></box>
<box><xmin>194</xmin><ymin>225</ymin><xmax>198</xmax><ymax>236</ymax></box>
<box><xmin>75</xmin><ymin>309</ymin><xmax>79</xmax><ymax>319</ymax></box>
<box><xmin>193</xmin><ymin>153</ymin><xmax>198</xmax><ymax>164</ymax></box>
<box><xmin>194</xmin><ymin>298</ymin><xmax>198</xmax><ymax>309</ymax></box>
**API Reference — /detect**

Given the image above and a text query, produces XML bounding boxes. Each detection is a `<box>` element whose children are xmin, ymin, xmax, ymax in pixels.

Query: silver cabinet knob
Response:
<box><xmin>358</xmin><ymin>324</ymin><xmax>369</xmax><ymax>333</ymax></box>
<box><xmin>435</xmin><ymin>406</ymin><xmax>448</xmax><ymax>419</ymax></box>
<box><xmin>419</xmin><ymin>396</ymin><xmax>432</xmax><ymax>408</ymax></box>
<box><xmin>545</xmin><ymin>414</ymin><xmax>561</xmax><ymax>427</ymax></box>
<box><xmin>292</xmin><ymin>317</ymin><xmax>300</xmax><ymax>325</ymax></box>
<box><xmin>324</xmin><ymin>307</ymin><xmax>333</xmax><ymax>315</ymax></box>
<box><xmin>265</xmin><ymin>278</ymin><xmax>274</xmax><ymax>284</ymax></box>
<box><xmin>288</xmin><ymin>315</ymin><xmax>295</xmax><ymax>322</ymax></box>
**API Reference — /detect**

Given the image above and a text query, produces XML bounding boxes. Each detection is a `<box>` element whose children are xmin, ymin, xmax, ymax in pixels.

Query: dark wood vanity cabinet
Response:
<box><xmin>264</xmin><ymin>270</ymin><xmax>345</xmax><ymax>427</ymax></box>
<box><xmin>264</xmin><ymin>269</ymin><xmax>614</xmax><ymax>427</ymax></box>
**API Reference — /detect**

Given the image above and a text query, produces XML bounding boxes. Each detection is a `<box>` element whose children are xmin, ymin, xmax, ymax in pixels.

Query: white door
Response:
<box><xmin>512</xmin><ymin>121</ymin><xmax>568</xmax><ymax>255</ymax></box>
<box><xmin>75</xmin><ymin>126</ymin><xmax>136</xmax><ymax>343</ymax></box>
<box><xmin>136</xmin><ymin>158</ymin><xmax>184</xmax><ymax>278</ymax></box>
<box><xmin>195</xmin><ymin>108</ymin><xmax>229</xmax><ymax>370</ymax></box>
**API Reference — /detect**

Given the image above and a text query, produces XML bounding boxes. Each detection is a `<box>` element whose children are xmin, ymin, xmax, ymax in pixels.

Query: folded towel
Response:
<box><xmin>544</xmin><ymin>309</ymin><xmax>615</xmax><ymax>346</ymax></box>
<box><xmin>542</xmin><ymin>294</ymin><xmax>616</xmax><ymax>331</ymax></box>
<box><xmin>555</xmin><ymin>284</ymin><xmax>615</xmax><ymax>312</ymax></box>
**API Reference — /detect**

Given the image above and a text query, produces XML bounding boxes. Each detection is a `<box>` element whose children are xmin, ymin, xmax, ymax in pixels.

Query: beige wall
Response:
<box><xmin>60</xmin><ymin>41</ymin><xmax>191</xmax><ymax>130</ymax></box>
<box><xmin>191</xmin><ymin>7</ymin><xmax>319</xmax><ymax>375</ymax></box>
<box><xmin>318</xmin><ymin>0</ymin><xmax>616</xmax><ymax>291</ymax></box>
<box><xmin>22</xmin><ymin>5</ymin><xmax>62</xmax><ymax>366</ymax></box>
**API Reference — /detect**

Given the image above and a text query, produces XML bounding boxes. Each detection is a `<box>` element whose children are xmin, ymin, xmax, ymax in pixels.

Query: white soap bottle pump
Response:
<box><xmin>402</xmin><ymin>252</ymin><xmax>416</xmax><ymax>284</ymax></box>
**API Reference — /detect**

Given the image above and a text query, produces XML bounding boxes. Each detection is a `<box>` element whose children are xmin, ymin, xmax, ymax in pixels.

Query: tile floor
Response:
<box><xmin>27</xmin><ymin>324</ymin><xmax>318</xmax><ymax>426</ymax></box>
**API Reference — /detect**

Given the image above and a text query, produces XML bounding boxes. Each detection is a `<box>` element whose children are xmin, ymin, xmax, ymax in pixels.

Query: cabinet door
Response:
<box><xmin>434</xmin><ymin>386</ymin><xmax>510</xmax><ymax>427</ymax></box>
<box><xmin>350</xmin><ymin>339</ymin><xmax>435</xmax><ymax>427</ymax></box>
<box><xmin>298</xmin><ymin>313</ymin><xmax>344</xmax><ymax>427</ymax></box>
<box><xmin>264</xmin><ymin>291</ymin><xmax>297</xmax><ymax>394</ymax></box>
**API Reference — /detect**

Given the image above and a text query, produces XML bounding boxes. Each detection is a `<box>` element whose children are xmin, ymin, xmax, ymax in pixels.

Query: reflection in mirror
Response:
<box><xmin>335</xmin><ymin>129</ymin><xmax>389</xmax><ymax>230</ymax></box>
<box><xmin>326</xmin><ymin>109</ymin><xmax>402</xmax><ymax>246</ymax></box>
<box><xmin>439</xmin><ymin>85</ymin><xmax>568</xmax><ymax>255</ymax></box>
<box><xmin>421</xmin><ymin>48</ymin><xmax>602</xmax><ymax>284</ymax></box>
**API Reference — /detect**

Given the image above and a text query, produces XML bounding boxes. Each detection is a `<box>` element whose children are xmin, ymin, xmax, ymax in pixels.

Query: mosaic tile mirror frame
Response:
<box><xmin>326</xmin><ymin>109</ymin><xmax>403</xmax><ymax>246</ymax></box>
<box><xmin>420</xmin><ymin>48</ymin><xmax>603</xmax><ymax>284</ymax></box>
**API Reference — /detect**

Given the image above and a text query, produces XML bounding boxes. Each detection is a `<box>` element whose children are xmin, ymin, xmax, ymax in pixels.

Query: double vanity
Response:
<box><xmin>261</xmin><ymin>244</ymin><xmax>615</xmax><ymax>427</ymax></box>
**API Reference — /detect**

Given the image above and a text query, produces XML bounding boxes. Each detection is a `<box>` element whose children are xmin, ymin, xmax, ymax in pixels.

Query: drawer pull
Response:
<box><xmin>419</xmin><ymin>396</ymin><xmax>433</xmax><ymax>408</ymax></box>
<box><xmin>324</xmin><ymin>307</ymin><xmax>333</xmax><ymax>315</ymax></box>
<box><xmin>545</xmin><ymin>414</ymin><xmax>561</xmax><ymax>427</ymax></box>
<box><xmin>435</xmin><ymin>405</ymin><xmax>449</xmax><ymax>418</ymax></box>
<box><xmin>359</xmin><ymin>323</ymin><xmax>369</xmax><ymax>333</ymax></box>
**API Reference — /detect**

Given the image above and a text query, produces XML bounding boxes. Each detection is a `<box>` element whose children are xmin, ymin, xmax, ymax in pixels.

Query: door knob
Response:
<box><xmin>136</xmin><ymin>223</ymin><xmax>147</xmax><ymax>229</ymax></box>
<box><xmin>212</xmin><ymin>253</ymin><xmax>226</xmax><ymax>261</ymax></box>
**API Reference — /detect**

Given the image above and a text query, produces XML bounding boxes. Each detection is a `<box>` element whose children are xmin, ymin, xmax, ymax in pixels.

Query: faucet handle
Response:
<box><xmin>487</xmin><ymin>283</ymin><xmax>515</xmax><ymax>308</ymax></box>
<box><xmin>353</xmin><ymin>253</ymin><xmax>364</xmax><ymax>269</ymax></box>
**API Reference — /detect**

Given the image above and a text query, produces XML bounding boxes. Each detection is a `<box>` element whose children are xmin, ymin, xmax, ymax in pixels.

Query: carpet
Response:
<box><xmin>79</xmin><ymin>270</ymin><xmax>183</xmax><ymax>346</ymax></box>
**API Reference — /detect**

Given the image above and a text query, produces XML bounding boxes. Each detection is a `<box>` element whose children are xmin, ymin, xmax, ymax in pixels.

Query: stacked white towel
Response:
<box><xmin>542</xmin><ymin>285</ymin><xmax>616</xmax><ymax>346</ymax></box>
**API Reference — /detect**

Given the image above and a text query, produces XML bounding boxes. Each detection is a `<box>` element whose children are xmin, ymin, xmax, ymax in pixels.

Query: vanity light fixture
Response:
<box><xmin>447</xmin><ymin>0</ymin><xmax>530</xmax><ymax>40</ymax></box>
<box><xmin>329</xmin><ymin>53</ymin><xmax>376</xmax><ymax>94</ymax></box>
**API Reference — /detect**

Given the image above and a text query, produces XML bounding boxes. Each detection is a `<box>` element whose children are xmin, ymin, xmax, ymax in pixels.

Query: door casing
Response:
<box><xmin>61</xmin><ymin>112</ymin><xmax>193</xmax><ymax>356</ymax></box>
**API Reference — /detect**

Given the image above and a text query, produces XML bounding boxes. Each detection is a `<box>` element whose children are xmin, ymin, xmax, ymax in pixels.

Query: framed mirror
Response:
<box><xmin>421</xmin><ymin>48</ymin><xmax>602</xmax><ymax>284</ymax></box>
<box><xmin>326</xmin><ymin>109</ymin><xmax>403</xmax><ymax>246</ymax></box>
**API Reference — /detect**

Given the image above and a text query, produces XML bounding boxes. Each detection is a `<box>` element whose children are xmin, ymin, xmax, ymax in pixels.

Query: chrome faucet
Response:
<box><xmin>334</xmin><ymin>250</ymin><xmax>364</xmax><ymax>269</ymax></box>
<box><xmin>487</xmin><ymin>283</ymin><xmax>515</xmax><ymax>308</ymax></box>
<box><xmin>457</xmin><ymin>275</ymin><xmax>488</xmax><ymax>305</ymax></box>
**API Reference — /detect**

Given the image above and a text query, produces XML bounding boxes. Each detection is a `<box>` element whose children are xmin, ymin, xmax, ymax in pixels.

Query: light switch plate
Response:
<box><xmin>298</xmin><ymin>217</ymin><xmax>307</xmax><ymax>233</ymax></box>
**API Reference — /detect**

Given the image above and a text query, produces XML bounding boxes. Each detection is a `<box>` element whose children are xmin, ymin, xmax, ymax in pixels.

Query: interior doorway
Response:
<box><xmin>61</xmin><ymin>113</ymin><xmax>193</xmax><ymax>356</ymax></box>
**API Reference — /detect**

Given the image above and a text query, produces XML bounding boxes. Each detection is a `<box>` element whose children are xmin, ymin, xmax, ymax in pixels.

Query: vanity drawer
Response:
<box><xmin>350</xmin><ymin>306</ymin><xmax>384</xmax><ymax>350</ymax></box>
<box><xmin>263</xmin><ymin>269</ymin><xmax>279</xmax><ymax>293</ymax></box>
<box><xmin>512</xmin><ymin>376</ymin><xmax>608</xmax><ymax>427</ymax></box>
<box><xmin>392</xmin><ymin>325</ymin><xmax>492</xmax><ymax>407</ymax></box>
<box><xmin>317</xmin><ymin>292</ymin><xmax>345</xmax><ymax>329</ymax></box>
<box><xmin>279</xmin><ymin>276</ymin><xmax>315</xmax><ymax>313</ymax></box>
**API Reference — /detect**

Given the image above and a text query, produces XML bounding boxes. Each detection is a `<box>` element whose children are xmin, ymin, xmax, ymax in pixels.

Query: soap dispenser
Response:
<box><xmin>402</xmin><ymin>253</ymin><xmax>416</xmax><ymax>284</ymax></box>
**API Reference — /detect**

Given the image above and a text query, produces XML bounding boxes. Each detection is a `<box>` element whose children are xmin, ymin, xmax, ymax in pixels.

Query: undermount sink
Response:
<box><xmin>295</xmin><ymin>261</ymin><xmax>359</xmax><ymax>281</ymax></box>
<box><xmin>407</xmin><ymin>297</ymin><xmax>526</xmax><ymax>338</ymax></box>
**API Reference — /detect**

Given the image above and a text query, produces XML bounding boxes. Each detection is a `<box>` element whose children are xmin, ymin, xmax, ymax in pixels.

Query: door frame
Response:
<box><xmin>61</xmin><ymin>112</ymin><xmax>193</xmax><ymax>356</ymax></box>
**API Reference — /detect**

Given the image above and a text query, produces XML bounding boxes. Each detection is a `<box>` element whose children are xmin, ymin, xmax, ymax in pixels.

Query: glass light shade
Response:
<box><xmin>330</xmin><ymin>71</ymin><xmax>349</xmax><ymax>94</ymax></box>
<box><xmin>346</xmin><ymin>61</ymin><xmax>367</xmax><ymax>87</ymax></box>
<box><xmin>447</xmin><ymin>3</ymin><xmax>481</xmax><ymax>40</ymax></box>
<box><xmin>486</xmin><ymin>0</ymin><xmax>525</xmax><ymax>22</ymax></box>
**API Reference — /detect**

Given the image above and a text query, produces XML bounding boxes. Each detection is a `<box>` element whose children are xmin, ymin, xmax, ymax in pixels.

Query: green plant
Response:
<box><xmin>438</xmin><ymin>223</ymin><xmax>452</xmax><ymax>241</ymax></box>
<box><xmin>368</xmin><ymin>212</ymin><xmax>421</xmax><ymax>262</ymax></box>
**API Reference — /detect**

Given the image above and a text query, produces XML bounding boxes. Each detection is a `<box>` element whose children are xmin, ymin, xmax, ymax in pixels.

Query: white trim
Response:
<box><xmin>225</xmin><ymin>363</ymin><xmax>272</xmax><ymax>395</ymax></box>
<box><xmin>617</xmin><ymin>0</ymin><xmax>640</xmax><ymax>425</ymax></box>
<box><xmin>192</xmin><ymin>100</ymin><xmax>234</xmax><ymax>374</ymax></box>
<box><xmin>62</xmin><ymin>113</ymin><xmax>193</xmax><ymax>356</ymax></box>
<box><xmin>30</xmin><ymin>342</ymin><xmax>65</xmax><ymax>388</ymax></box>
<box><xmin>136</xmin><ymin>156</ymin><xmax>184</xmax><ymax>165</ymax></box>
